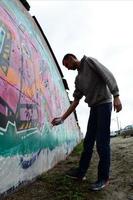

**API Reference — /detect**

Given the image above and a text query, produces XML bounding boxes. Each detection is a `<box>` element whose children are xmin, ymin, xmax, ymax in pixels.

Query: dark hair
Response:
<box><xmin>62</xmin><ymin>53</ymin><xmax>77</xmax><ymax>65</ymax></box>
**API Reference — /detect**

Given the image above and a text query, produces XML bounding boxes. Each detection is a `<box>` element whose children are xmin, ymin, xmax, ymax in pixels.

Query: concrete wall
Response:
<box><xmin>0</xmin><ymin>0</ymin><xmax>82</xmax><ymax>196</ymax></box>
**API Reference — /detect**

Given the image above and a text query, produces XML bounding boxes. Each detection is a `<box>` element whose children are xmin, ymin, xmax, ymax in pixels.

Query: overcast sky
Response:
<box><xmin>28</xmin><ymin>0</ymin><xmax>133</xmax><ymax>134</ymax></box>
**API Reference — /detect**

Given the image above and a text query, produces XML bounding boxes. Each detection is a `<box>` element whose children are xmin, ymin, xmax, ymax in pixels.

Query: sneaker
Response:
<box><xmin>66</xmin><ymin>167</ymin><xmax>86</xmax><ymax>181</ymax></box>
<box><xmin>89</xmin><ymin>179</ymin><xmax>109</xmax><ymax>191</ymax></box>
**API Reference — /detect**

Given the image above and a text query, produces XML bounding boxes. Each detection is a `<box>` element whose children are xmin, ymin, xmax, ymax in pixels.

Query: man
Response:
<box><xmin>51</xmin><ymin>54</ymin><xmax>122</xmax><ymax>191</ymax></box>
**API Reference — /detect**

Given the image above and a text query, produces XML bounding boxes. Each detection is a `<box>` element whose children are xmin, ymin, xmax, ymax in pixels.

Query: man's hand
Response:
<box><xmin>51</xmin><ymin>99</ymin><xmax>79</xmax><ymax>126</ymax></box>
<box><xmin>113</xmin><ymin>96</ymin><xmax>122</xmax><ymax>112</ymax></box>
<box><xmin>51</xmin><ymin>117</ymin><xmax>64</xmax><ymax>126</ymax></box>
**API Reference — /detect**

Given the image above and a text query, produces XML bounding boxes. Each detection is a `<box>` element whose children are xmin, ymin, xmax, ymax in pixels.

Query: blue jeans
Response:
<box><xmin>79</xmin><ymin>102</ymin><xmax>112</xmax><ymax>181</ymax></box>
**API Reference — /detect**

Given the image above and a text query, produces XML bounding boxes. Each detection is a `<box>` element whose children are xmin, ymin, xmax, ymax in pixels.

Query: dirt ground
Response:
<box><xmin>4</xmin><ymin>136</ymin><xmax>133</xmax><ymax>200</ymax></box>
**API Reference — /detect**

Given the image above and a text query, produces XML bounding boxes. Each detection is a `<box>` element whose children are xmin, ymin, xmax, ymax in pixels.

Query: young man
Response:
<box><xmin>51</xmin><ymin>54</ymin><xmax>122</xmax><ymax>191</ymax></box>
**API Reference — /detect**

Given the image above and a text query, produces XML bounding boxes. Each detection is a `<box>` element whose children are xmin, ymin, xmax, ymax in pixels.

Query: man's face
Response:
<box><xmin>63</xmin><ymin>57</ymin><xmax>77</xmax><ymax>70</ymax></box>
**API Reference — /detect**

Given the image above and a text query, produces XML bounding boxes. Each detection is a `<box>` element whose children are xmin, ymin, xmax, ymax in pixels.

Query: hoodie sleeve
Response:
<box><xmin>73</xmin><ymin>77</ymin><xmax>83</xmax><ymax>100</ymax></box>
<box><xmin>87</xmin><ymin>57</ymin><xmax>119</xmax><ymax>97</ymax></box>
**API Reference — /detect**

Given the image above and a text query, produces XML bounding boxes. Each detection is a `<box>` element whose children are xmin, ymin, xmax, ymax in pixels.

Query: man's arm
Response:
<box><xmin>88</xmin><ymin>57</ymin><xmax>119</xmax><ymax>97</ymax></box>
<box><xmin>51</xmin><ymin>99</ymin><xmax>79</xmax><ymax>126</ymax></box>
<box><xmin>88</xmin><ymin>57</ymin><xmax>122</xmax><ymax>112</ymax></box>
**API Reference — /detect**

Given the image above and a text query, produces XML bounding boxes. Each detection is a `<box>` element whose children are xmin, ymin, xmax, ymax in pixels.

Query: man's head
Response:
<box><xmin>62</xmin><ymin>53</ymin><xmax>80</xmax><ymax>70</ymax></box>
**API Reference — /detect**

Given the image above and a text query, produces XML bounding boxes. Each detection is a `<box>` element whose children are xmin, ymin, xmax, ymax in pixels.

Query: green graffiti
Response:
<box><xmin>0</xmin><ymin>122</ymin><xmax>77</xmax><ymax>157</ymax></box>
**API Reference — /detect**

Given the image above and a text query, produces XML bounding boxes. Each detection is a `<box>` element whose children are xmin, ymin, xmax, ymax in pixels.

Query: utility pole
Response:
<box><xmin>116</xmin><ymin>114</ymin><xmax>121</xmax><ymax>134</ymax></box>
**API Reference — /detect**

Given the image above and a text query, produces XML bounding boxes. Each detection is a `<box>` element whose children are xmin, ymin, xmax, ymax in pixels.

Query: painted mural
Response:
<box><xmin>0</xmin><ymin>0</ymin><xmax>82</xmax><ymax>196</ymax></box>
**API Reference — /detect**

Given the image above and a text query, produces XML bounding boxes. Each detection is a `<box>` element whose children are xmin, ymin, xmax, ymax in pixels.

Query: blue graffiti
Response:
<box><xmin>20</xmin><ymin>149</ymin><xmax>41</xmax><ymax>169</ymax></box>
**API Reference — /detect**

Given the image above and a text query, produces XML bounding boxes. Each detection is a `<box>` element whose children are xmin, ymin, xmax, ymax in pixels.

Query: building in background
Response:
<box><xmin>0</xmin><ymin>0</ymin><xmax>82</xmax><ymax>197</ymax></box>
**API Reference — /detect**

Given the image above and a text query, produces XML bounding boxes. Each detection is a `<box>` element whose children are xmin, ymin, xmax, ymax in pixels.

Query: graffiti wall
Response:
<box><xmin>0</xmin><ymin>0</ymin><xmax>82</xmax><ymax>196</ymax></box>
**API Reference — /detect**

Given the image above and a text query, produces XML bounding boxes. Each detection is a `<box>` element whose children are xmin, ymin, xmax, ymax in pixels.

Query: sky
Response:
<box><xmin>28</xmin><ymin>0</ymin><xmax>133</xmax><ymax>134</ymax></box>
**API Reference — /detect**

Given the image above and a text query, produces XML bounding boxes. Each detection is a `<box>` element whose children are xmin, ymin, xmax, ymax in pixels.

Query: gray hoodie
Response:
<box><xmin>73</xmin><ymin>56</ymin><xmax>119</xmax><ymax>107</ymax></box>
